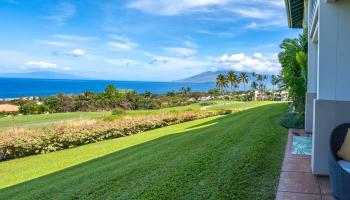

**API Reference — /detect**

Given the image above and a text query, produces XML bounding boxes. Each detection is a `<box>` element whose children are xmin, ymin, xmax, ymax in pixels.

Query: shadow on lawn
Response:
<box><xmin>0</xmin><ymin>103</ymin><xmax>287</xmax><ymax>199</ymax></box>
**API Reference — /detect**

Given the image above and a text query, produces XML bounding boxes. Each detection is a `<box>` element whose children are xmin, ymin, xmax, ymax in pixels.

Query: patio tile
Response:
<box><xmin>276</xmin><ymin>129</ymin><xmax>335</xmax><ymax>200</ymax></box>
<box><xmin>278</xmin><ymin>172</ymin><xmax>320</xmax><ymax>194</ymax></box>
<box><xmin>276</xmin><ymin>192</ymin><xmax>321</xmax><ymax>200</ymax></box>
<box><xmin>318</xmin><ymin>176</ymin><xmax>332</xmax><ymax>195</ymax></box>
<box><xmin>282</xmin><ymin>156</ymin><xmax>312</xmax><ymax>173</ymax></box>
<box><xmin>322</xmin><ymin>195</ymin><xmax>335</xmax><ymax>200</ymax></box>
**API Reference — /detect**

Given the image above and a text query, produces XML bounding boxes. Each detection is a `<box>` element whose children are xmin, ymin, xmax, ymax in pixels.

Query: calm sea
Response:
<box><xmin>0</xmin><ymin>78</ymin><xmax>215</xmax><ymax>98</ymax></box>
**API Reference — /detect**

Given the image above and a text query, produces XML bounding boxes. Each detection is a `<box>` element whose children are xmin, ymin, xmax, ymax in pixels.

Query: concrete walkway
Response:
<box><xmin>276</xmin><ymin>129</ymin><xmax>335</xmax><ymax>200</ymax></box>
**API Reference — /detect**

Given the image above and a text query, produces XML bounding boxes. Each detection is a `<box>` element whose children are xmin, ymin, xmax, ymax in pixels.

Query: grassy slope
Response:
<box><xmin>0</xmin><ymin>103</ymin><xmax>288</xmax><ymax>200</ymax></box>
<box><xmin>0</xmin><ymin>101</ymin><xmax>268</xmax><ymax>131</ymax></box>
<box><xmin>0</xmin><ymin>112</ymin><xmax>107</xmax><ymax>130</ymax></box>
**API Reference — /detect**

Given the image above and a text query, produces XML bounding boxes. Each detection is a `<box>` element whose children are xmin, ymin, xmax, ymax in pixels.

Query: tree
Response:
<box><xmin>216</xmin><ymin>74</ymin><xmax>228</xmax><ymax>97</ymax></box>
<box><xmin>208</xmin><ymin>88</ymin><xmax>220</xmax><ymax>97</ymax></box>
<box><xmin>180</xmin><ymin>87</ymin><xmax>191</xmax><ymax>95</ymax></box>
<box><xmin>278</xmin><ymin>31</ymin><xmax>308</xmax><ymax>115</ymax></box>
<box><xmin>226</xmin><ymin>71</ymin><xmax>239</xmax><ymax>99</ymax></box>
<box><xmin>73</xmin><ymin>90</ymin><xmax>97</xmax><ymax>111</ymax></box>
<box><xmin>20</xmin><ymin>102</ymin><xmax>49</xmax><ymax>115</ymax></box>
<box><xmin>255</xmin><ymin>74</ymin><xmax>267</xmax><ymax>100</ymax></box>
<box><xmin>271</xmin><ymin>75</ymin><xmax>280</xmax><ymax>100</ymax></box>
<box><xmin>252</xmin><ymin>72</ymin><xmax>257</xmax><ymax>78</ymax></box>
<box><xmin>100</xmin><ymin>85</ymin><xmax>120</xmax><ymax>109</ymax></box>
<box><xmin>105</xmin><ymin>85</ymin><xmax>117</xmax><ymax>95</ymax></box>
<box><xmin>251</xmin><ymin>81</ymin><xmax>258</xmax><ymax>101</ymax></box>
<box><xmin>251</xmin><ymin>81</ymin><xmax>258</xmax><ymax>91</ymax></box>
<box><xmin>239</xmin><ymin>72</ymin><xmax>249</xmax><ymax>91</ymax></box>
<box><xmin>44</xmin><ymin>95</ymin><xmax>61</xmax><ymax>112</ymax></box>
<box><xmin>166</xmin><ymin>91</ymin><xmax>176</xmax><ymax>97</ymax></box>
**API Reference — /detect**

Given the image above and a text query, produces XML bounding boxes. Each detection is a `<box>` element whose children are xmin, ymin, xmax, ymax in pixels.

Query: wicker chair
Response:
<box><xmin>329</xmin><ymin>123</ymin><xmax>350</xmax><ymax>200</ymax></box>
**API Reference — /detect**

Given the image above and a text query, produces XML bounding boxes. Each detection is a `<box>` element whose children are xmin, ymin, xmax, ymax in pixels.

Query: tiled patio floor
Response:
<box><xmin>276</xmin><ymin>129</ymin><xmax>335</xmax><ymax>200</ymax></box>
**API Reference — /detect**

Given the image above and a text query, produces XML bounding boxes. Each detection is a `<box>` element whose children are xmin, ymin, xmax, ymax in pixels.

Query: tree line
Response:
<box><xmin>215</xmin><ymin>71</ymin><xmax>284</xmax><ymax>100</ymax></box>
<box><xmin>16</xmin><ymin>85</ymin><xmax>208</xmax><ymax>115</ymax></box>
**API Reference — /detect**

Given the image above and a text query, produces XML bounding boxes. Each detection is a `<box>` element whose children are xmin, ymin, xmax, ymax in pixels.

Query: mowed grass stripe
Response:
<box><xmin>0</xmin><ymin>103</ymin><xmax>287</xmax><ymax>200</ymax></box>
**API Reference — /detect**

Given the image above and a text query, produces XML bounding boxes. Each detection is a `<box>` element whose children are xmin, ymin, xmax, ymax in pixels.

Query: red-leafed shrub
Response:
<box><xmin>0</xmin><ymin>111</ymin><xmax>218</xmax><ymax>161</ymax></box>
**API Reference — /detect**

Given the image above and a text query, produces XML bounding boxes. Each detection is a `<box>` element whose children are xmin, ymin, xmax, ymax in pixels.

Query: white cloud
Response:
<box><xmin>107</xmin><ymin>35</ymin><xmax>139</xmax><ymax>51</ymax></box>
<box><xmin>245</xmin><ymin>19</ymin><xmax>286</xmax><ymax>29</ymax></box>
<box><xmin>197</xmin><ymin>30</ymin><xmax>235</xmax><ymax>37</ymax></box>
<box><xmin>266</xmin><ymin>0</ymin><xmax>285</xmax><ymax>8</ymax></box>
<box><xmin>44</xmin><ymin>2</ymin><xmax>76</xmax><ymax>26</ymax></box>
<box><xmin>24</xmin><ymin>61</ymin><xmax>58</xmax><ymax>69</ymax></box>
<box><xmin>39</xmin><ymin>40</ymin><xmax>71</xmax><ymax>47</ymax></box>
<box><xmin>228</xmin><ymin>8</ymin><xmax>275</xmax><ymax>19</ymax></box>
<box><xmin>149</xmin><ymin>57</ymin><xmax>170</xmax><ymax>64</ymax></box>
<box><xmin>65</xmin><ymin>48</ymin><xmax>86</xmax><ymax>57</ymax></box>
<box><xmin>215</xmin><ymin>52</ymin><xmax>280</xmax><ymax>74</ymax></box>
<box><xmin>164</xmin><ymin>47</ymin><xmax>197</xmax><ymax>58</ymax></box>
<box><xmin>128</xmin><ymin>0</ymin><xmax>285</xmax><ymax>16</ymax></box>
<box><xmin>246</xmin><ymin>22</ymin><xmax>257</xmax><ymax>29</ymax></box>
<box><xmin>183</xmin><ymin>40</ymin><xmax>198</xmax><ymax>48</ymax></box>
<box><xmin>148</xmin><ymin>56</ymin><xmax>210</xmax><ymax>68</ymax></box>
<box><xmin>108</xmin><ymin>42</ymin><xmax>138</xmax><ymax>51</ymax></box>
<box><xmin>109</xmin><ymin>34</ymin><xmax>132</xmax><ymax>43</ymax></box>
<box><xmin>128</xmin><ymin>0</ymin><xmax>230</xmax><ymax>15</ymax></box>
<box><xmin>53</xmin><ymin>34</ymin><xmax>99</xmax><ymax>42</ymax></box>
<box><xmin>104</xmin><ymin>58</ymin><xmax>141</xmax><ymax>66</ymax></box>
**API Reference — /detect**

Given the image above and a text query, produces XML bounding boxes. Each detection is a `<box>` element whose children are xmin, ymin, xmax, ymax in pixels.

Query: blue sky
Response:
<box><xmin>0</xmin><ymin>0</ymin><xmax>301</xmax><ymax>81</ymax></box>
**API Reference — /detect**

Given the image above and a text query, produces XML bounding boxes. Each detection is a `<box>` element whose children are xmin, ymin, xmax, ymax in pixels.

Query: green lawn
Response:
<box><xmin>0</xmin><ymin>102</ymin><xmax>288</xmax><ymax>199</ymax></box>
<box><xmin>0</xmin><ymin>101</ymin><xmax>270</xmax><ymax>132</ymax></box>
<box><xmin>0</xmin><ymin>111</ymin><xmax>108</xmax><ymax>131</ymax></box>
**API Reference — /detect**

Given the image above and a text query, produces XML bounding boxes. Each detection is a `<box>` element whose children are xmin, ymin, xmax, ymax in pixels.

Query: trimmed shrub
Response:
<box><xmin>0</xmin><ymin>111</ymin><xmax>218</xmax><ymax>161</ymax></box>
<box><xmin>278</xmin><ymin>112</ymin><xmax>304</xmax><ymax>129</ymax></box>
<box><xmin>20</xmin><ymin>103</ymin><xmax>49</xmax><ymax>115</ymax></box>
<box><xmin>112</xmin><ymin>107</ymin><xmax>126</xmax><ymax>115</ymax></box>
<box><xmin>200</xmin><ymin>102</ymin><xmax>215</xmax><ymax>106</ymax></box>
<box><xmin>217</xmin><ymin>110</ymin><xmax>233</xmax><ymax>115</ymax></box>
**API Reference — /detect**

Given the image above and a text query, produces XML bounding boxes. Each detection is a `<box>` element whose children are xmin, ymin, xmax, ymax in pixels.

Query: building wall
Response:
<box><xmin>312</xmin><ymin>0</ymin><xmax>350</xmax><ymax>175</ymax></box>
<box><xmin>312</xmin><ymin>100</ymin><xmax>350</xmax><ymax>175</ymax></box>
<box><xmin>305</xmin><ymin>92</ymin><xmax>316</xmax><ymax>133</ymax></box>
<box><xmin>305</xmin><ymin>0</ymin><xmax>318</xmax><ymax>133</ymax></box>
<box><xmin>318</xmin><ymin>0</ymin><xmax>350</xmax><ymax>101</ymax></box>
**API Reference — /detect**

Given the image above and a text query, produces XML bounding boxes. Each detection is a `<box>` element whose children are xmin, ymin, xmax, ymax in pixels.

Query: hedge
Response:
<box><xmin>0</xmin><ymin>111</ymin><xmax>219</xmax><ymax>161</ymax></box>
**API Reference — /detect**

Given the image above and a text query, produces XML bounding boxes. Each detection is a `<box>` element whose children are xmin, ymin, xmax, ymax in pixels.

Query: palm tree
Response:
<box><xmin>271</xmin><ymin>75</ymin><xmax>279</xmax><ymax>100</ymax></box>
<box><xmin>279</xmin><ymin>31</ymin><xmax>308</xmax><ymax>114</ymax></box>
<box><xmin>252</xmin><ymin>72</ymin><xmax>257</xmax><ymax>78</ymax></box>
<box><xmin>251</xmin><ymin>81</ymin><xmax>258</xmax><ymax>101</ymax></box>
<box><xmin>216</xmin><ymin>74</ymin><xmax>228</xmax><ymax>98</ymax></box>
<box><xmin>257</xmin><ymin>74</ymin><xmax>267</xmax><ymax>91</ymax></box>
<box><xmin>276</xmin><ymin>74</ymin><xmax>286</xmax><ymax>90</ymax></box>
<box><xmin>256</xmin><ymin>74</ymin><xmax>264</xmax><ymax>83</ymax></box>
<box><xmin>180</xmin><ymin>87</ymin><xmax>191</xmax><ymax>95</ymax></box>
<box><xmin>226</xmin><ymin>71</ymin><xmax>239</xmax><ymax>99</ymax></box>
<box><xmin>251</xmin><ymin>81</ymin><xmax>258</xmax><ymax>91</ymax></box>
<box><xmin>239</xmin><ymin>72</ymin><xmax>249</xmax><ymax>91</ymax></box>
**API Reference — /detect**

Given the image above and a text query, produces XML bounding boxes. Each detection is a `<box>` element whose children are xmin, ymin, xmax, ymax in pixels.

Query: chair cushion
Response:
<box><xmin>337</xmin><ymin>129</ymin><xmax>350</xmax><ymax>162</ymax></box>
<box><xmin>338</xmin><ymin>160</ymin><xmax>350</xmax><ymax>173</ymax></box>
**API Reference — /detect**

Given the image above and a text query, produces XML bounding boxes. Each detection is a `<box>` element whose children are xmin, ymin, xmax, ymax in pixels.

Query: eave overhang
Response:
<box><xmin>285</xmin><ymin>0</ymin><xmax>304</xmax><ymax>28</ymax></box>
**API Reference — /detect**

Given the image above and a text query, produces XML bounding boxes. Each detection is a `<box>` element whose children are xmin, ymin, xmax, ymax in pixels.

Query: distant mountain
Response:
<box><xmin>176</xmin><ymin>71</ymin><xmax>227</xmax><ymax>83</ymax></box>
<box><xmin>176</xmin><ymin>70</ymin><xmax>273</xmax><ymax>89</ymax></box>
<box><xmin>0</xmin><ymin>71</ymin><xmax>88</xmax><ymax>80</ymax></box>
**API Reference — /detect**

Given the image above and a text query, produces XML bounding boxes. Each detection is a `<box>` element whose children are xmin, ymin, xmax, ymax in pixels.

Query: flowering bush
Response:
<box><xmin>0</xmin><ymin>111</ymin><xmax>218</xmax><ymax>161</ymax></box>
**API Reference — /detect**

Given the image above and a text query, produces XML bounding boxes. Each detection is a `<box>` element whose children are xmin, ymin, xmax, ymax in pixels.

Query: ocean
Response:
<box><xmin>0</xmin><ymin>78</ymin><xmax>216</xmax><ymax>98</ymax></box>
